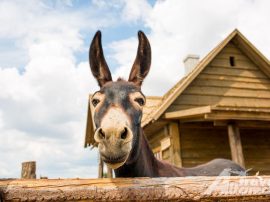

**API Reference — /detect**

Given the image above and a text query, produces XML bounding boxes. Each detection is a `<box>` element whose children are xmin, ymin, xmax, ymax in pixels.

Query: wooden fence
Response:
<box><xmin>1</xmin><ymin>176</ymin><xmax>270</xmax><ymax>201</ymax></box>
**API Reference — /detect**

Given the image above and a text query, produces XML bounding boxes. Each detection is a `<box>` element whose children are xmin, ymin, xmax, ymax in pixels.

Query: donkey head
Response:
<box><xmin>89</xmin><ymin>31</ymin><xmax>151</xmax><ymax>169</ymax></box>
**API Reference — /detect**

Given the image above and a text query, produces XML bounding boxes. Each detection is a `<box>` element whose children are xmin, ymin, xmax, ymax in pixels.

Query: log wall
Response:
<box><xmin>241</xmin><ymin>129</ymin><xmax>270</xmax><ymax>175</ymax></box>
<box><xmin>178</xmin><ymin>123</ymin><xmax>270</xmax><ymax>175</ymax></box>
<box><xmin>1</xmin><ymin>176</ymin><xmax>270</xmax><ymax>201</ymax></box>
<box><xmin>180</xmin><ymin>124</ymin><xmax>231</xmax><ymax>167</ymax></box>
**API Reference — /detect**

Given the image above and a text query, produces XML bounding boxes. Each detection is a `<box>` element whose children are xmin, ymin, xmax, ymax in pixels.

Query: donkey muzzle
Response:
<box><xmin>94</xmin><ymin>126</ymin><xmax>133</xmax><ymax>169</ymax></box>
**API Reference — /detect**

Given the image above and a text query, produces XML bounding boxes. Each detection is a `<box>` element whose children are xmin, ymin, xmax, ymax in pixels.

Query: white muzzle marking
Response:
<box><xmin>94</xmin><ymin>106</ymin><xmax>133</xmax><ymax>169</ymax></box>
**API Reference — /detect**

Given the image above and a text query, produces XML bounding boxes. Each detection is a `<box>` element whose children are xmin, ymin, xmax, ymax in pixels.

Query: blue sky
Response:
<box><xmin>0</xmin><ymin>0</ymin><xmax>270</xmax><ymax>178</ymax></box>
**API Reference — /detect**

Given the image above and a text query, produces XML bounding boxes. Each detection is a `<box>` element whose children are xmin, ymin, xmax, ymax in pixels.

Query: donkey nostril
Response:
<box><xmin>121</xmin><ymin>128</ymin><xmax>128</xmax><ymax>140</ymax></box>
<box><xmin>99</xmin><ymin>129</ymin><xmax>105</xmax><ymax>139</ymax></box>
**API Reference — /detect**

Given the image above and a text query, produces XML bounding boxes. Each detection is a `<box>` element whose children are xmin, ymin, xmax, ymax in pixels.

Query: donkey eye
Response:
<box><xmin>134</xmin><ymin>98</ymin><xmax>145</xmax><ymax>106</ymax></box>
<box><xmin>92</xmin><ymin>98</ymin><xmax>100</xmax><ymax>107</ymax></box>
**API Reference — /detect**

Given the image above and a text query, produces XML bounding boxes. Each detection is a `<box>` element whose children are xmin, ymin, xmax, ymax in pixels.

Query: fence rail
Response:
<box><xmin>1</xmin><ymin>176</ymin><xmax>270</xmax><ymax>201</ymax></box>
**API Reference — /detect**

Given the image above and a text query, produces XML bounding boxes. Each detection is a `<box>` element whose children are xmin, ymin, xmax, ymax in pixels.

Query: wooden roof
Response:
<box><xmin>143</xmin><ymin>29</ymin><xmax>270</xmax><ymax>128</ymax></box>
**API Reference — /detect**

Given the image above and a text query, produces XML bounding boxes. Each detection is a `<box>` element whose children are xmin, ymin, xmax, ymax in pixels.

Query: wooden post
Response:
<box><xmin>168</xmin><ymin>122</ymin><xmax>182</xmax><ymax>167</ymax></box>
<box><xmin>21</xmin><ymin>161</ymin><xmax>36</xmax><ymax>179</ymax></box>
<box><xmin>160</xmin><ymin>136</ymin><xmax>171</xmax><ymax>162</ymax></box>
<box><xmin>107</xmin><ymin>166</ymin><xmax>113</xmax><ymax>178</ymax></box>
<box><xmin>98</xmin><ymin>156</ymin><xmax>104</xmax><ymax>178</ymax></box>
<box><xmin>227</xmin><ymin>123</ymin><xmax>245</xmax><ymax>168</ymax></box>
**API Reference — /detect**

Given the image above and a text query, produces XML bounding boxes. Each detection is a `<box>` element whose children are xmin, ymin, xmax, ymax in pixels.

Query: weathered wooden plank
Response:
<box><xmin>164</xmin><ymin>106</ymin><xmax>211</xmax><ymax>119</ymax></box>
<box><xmin>241</xmin><ymin>129</ymin><xmax>270</xmax><ymax>175</ymax></box>
<box><xmin>167</xmin><ymin>103</ymin><xmax>203</xmax><ymax>112</ymax></box>
<box><xmin>161</xmin><ymin>148</ymin><xmax>171</xmax><ymax>162</ymax></box>
<box><xmin>21</xmin><ymin>161</ymin><xmax>36</xmax><ymax>179</ymax></box>
<box><xmin>144</xmin><ymin>123</ymin><xmax>168</xmax><ymax>139</ymax></box>
<box><xmin>148</xmin><ymin>128</ymin><xmax>166</xmax><ymax>149</ymax></box>
<box><xmin>199</xmin><ymin>73</ymin><xmax>270</xmax><ymax>84</ymax></box>
<box><xmin>209</xmin><ymin>63</ymin><xmax>258</xmax><ymax>71</ymax></box>
<box><xmin>215</xmin><ymin>52</ymin><xmax>253</xmax><ymax>61</ymax></box>
<box><xmin>182</xmin><ymin>150</ymin><xmax>231</xmax><ymax>158</ymax></box>
<box><xmin>220</xmin><ymin>45</ymin><xmax>244</xmax><ymax>55</ymax></box>
<box><xmin>175</xmin><ymin>94</ymin><xmax>270</xmax><ymax>108</ymax></box>
<box><xmin>1</xmin><ymin>176</ymin><xmax>270</xmax><ymax>201</ymax></box>
<box><xmin>205</xmin><ymin>111</ymin><xmax>270</xmax><ymax>121</ymax></box>
<box><xmin>227</xmin><ymin>123</ymin><xmax>245</xmax><ymax>168</ymax></box>
<box><xmin>222</xmin><ymin>42</ymin><xmax>236</xmax><ymax>48</ymax></box>
<box><xmin>181</xmin><ymin>141</ymin><xmax>230</xmax><ymax>150</ymax></box>
<box><xmin>214</xmin><ymin>120</ymin><xmax>270</xmax><ymax>128</ymax></box>
<box><xmin>209</xmin><ymin>59</ymin><xmax>259</xmax><ymax>70</ymax></box>
<box><xmin>181</xmin><ymin>129</ymin><xmax>227</xmax><ymax>137</ymax></box>
<box><xmin>203</xmin><ymin>66</ymin><xmax>268</xmax><ymax>79</ymax></box>
<box><xmin>191</xmin><ymin>78</ymin><xmax>270</xmax><ymax>90</ymax></box>
<box><xmin>181</xmin><ymin>130</ymin><xmax>229</xmax><ymax>140</ymax></box>
<box><xmin>182</xmin><ymin>136</ymin><xmax>228</xmax><ymax>143</ymax></box>
<box><xmin>168</xmin><ymin>122</ymin><xmax>182</xmax><ymax>167</ymax></box>
<box><xmin>183</xmin><ymin>159</ymin><xmax>231</xmax><ymax>166</ymax></box>
<box><xmin>213</xmin><ymin>106</ymin><xmax>270</xmax><ymax>113</ymax></box>
<box><xmin>179</xmin><ymin>121</ymin><xmax>215</xmax><ymax>129</ymax></box>
<box><xmin>184</xmin><ymin>86</ymin><xmax>270</xmax><ymax>99</ymax></box>
<box><xmin>98</xmin><ymin>156</ymin><xmax>103</xmax><ymax>178</ymax></box>
<box><xmin>107</xmin><ymin>166</ymin><xmax>113</xmax><ymax>178</ymax></box>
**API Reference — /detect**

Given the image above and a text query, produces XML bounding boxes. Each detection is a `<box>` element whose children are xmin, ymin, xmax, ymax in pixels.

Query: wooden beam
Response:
<box><xmin>168</xmin><ymin>122</ymin><xmax>182</xmax><ymax>167</ymax></box>
<box><xmin>98</xmin><ymin>156</ymin><xmax>104</xmax><ymax>178</ymax></box>
<box><xmin>144</xmin><ymin>121</ymin><xmax>168</xmax><ymax>136</ymax></box>
<box><xmin>107</xmin><ymin>166</ymin><xmax>113</xmax><ymax>178</ymax></box>
<box><xmin>21</xmin><ymin>161</ymin><xmax>36</xmax><ymax>179</ymax></box>
<box><xmin>205</xmin><ymin>111</ymin><xmax>270</xmax><ymax>121</ymax></box>
<box><xmin>180</xmin><ymin>121</ymin><xmax>214</xmax><ymax>129</ymax></box>
<box><xmin>2</xmin><ymin>176</ymin><xmax>270</xmax><ymax>201</ymax></box>
<box><xmin>215</xmin><ymin>120</ymin><xmax>270</xmax><ymax>128</ymax></box>
<box><xmin>237</xmin><ymin>120</ymin><xmax>270</xmax><ymax>128</ymax></box>
<box><xmin>213</xmin><ymin>120</ymin><xmax>228</xmax><ymax>126</ymax></box>
<box><xmin>164</xmin><ymin>106</ymin><xmax>211</xmax><ymax>119</ymax></box>
<box><xmin>227</xmin><ymin>123</ymin><xmax>245</xmax><ymax>168</ymax></box>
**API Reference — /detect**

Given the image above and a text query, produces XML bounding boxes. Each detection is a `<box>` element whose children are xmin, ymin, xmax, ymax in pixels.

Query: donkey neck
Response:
<box><xmin>114</xmin><ymin>129</ymin><xmax>159</xmax><ymax>177</ymax></box>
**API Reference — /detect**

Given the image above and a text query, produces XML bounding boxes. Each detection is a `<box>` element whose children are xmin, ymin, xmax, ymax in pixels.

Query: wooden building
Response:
<box><xmin>85</xmin><ymin>29</ymin><xmax>270</xmax><ymax>175</ymax></box>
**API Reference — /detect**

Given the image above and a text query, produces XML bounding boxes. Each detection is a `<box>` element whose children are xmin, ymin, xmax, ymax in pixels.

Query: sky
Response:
<box><xmin>0</xmin><ymin>0</ymin><xmax>270</xmax><ymax>178</ymax></box>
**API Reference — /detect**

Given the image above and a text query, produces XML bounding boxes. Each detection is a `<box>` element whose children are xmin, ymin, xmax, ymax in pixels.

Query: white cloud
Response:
<box><xmin>110</xmin><ymin>37</ymin><xmax>138</xmax><ymax>80</ymax></box>
<box><xmin>0</xmin><ymin>0</ymin><xmax>106</xmax><ymax>178</ymax></box>
<box><xmin>121</xmin><ymin>0</ymin><xmax>151</xmax><ymax>22</ymax></box>
<box><xmin>92</xmin><ymin>0</ymin><xmax>151</xmax><ymax>23</ymax></box>
<box><xmin>110</xmin><ymin>0</ymin><xmax>270</xmax><ymax>95</ymax></box>
<box><xmin>0</xmin><ymin>52</ymin><xmax>99</xmax><ymax>178</ymax></box>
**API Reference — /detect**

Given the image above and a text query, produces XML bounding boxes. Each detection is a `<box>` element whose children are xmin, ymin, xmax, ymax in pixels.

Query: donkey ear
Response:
<box><xmin>128</xmin><ymin>31</ymin><xmax>151</xmax><ymax>86</ymax></box>
<box><xmin>89</xmin><ymin>31</ymin><xmax>112</xmax><ymax>87</ymax></box>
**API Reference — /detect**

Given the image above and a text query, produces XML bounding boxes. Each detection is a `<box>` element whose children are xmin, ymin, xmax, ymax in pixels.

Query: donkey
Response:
<box><xmin>89</xmin><ymin>30</ymin><xmax>245</xmax><ymax>177</ymax></box>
